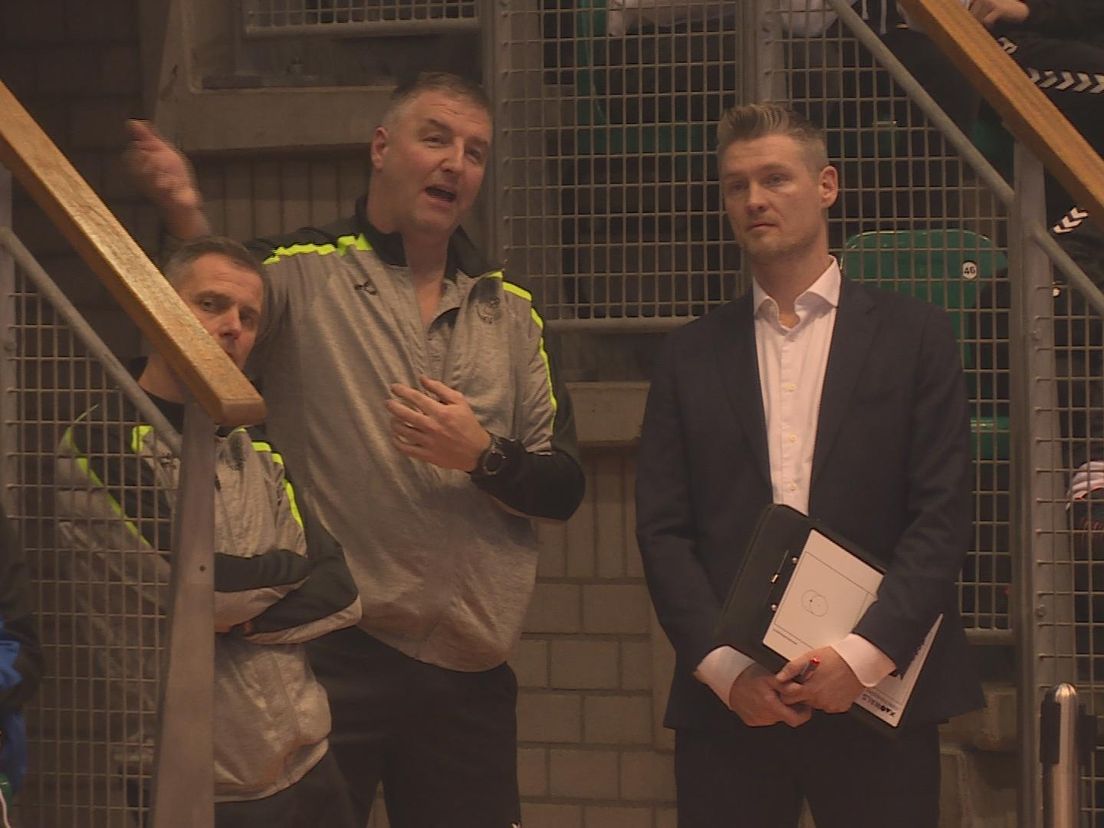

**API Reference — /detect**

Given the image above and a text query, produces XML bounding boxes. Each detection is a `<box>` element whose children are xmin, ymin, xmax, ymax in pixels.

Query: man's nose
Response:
<box><xmin>221</xmin><ymin>311</ymin><xmax>242</xmax><ymax>339</ymax></box>
<box><xmin>440</xmin><ymin>140</ymin><xmax>465</xmax><ymax>172</ymax></box>
<box><xmin>746</xmin><ymin>183</ymin><xmax>767</xmax><ymax>210</ymax></box>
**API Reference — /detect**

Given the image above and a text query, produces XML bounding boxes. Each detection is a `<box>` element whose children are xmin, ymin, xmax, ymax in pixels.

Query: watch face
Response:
<box><xmin>483</xmin><ymin>444</ymin><xmax>506</xmax><ymax>474</ymax></box>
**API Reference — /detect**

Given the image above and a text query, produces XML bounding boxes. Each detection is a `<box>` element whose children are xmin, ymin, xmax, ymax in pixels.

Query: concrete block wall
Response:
<box><xmin>516</xmin><ymin>450</ymin><xmax>677</xmax><ymax>828</ymax></box>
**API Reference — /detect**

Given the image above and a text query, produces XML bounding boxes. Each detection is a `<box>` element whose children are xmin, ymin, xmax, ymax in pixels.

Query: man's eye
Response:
<box><xmin>466</xmin><ymin>148</ymin><xmax>484</xmax><ymax>164</ymax></box>
<box><xmin>425</xmin><ymin>135</ymin><xmax>445</xmax><ymax>145</ymax></box>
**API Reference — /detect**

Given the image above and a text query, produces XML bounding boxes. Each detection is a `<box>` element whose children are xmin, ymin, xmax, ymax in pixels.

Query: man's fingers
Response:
<box><xmin>775</xmin><ymin>658</ymin><xmax>804</xmax><ymax>683</ymax></box>
<box><xmin>390</xmin><ymin>382</ymin><xmax>445</xmax><ymax>412</ymax></box>
<box><xmin>780</xmin><ymin>703</ymin><xmax>812</xmax><ymax>728</ymax></box>
<box><xmin>419</xmin><ymin>375</ymin><xmax>462</xmax><ymax>403</ymax></box>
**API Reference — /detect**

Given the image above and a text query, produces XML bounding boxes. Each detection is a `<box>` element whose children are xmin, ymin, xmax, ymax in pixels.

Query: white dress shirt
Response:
<box><xmin>696</xmin><ymin>259</ymin><xmax>895</xmax><ymax>707</ymax></box>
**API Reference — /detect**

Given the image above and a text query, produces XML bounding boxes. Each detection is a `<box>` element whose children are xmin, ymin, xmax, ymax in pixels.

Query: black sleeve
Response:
<box><xmin>236</xmin><ymin>512</ymin><xmax>361</xmax><ymax>641</ymax></box>
<box><xmin>470</xmin><ymin>339</ymin><xmax>586</xmax><ymax>521</ymax></box>
<box><xmin>0</xmin><ymin>507</ymin><xmax>41</xmax><ymax>709</ymax></box>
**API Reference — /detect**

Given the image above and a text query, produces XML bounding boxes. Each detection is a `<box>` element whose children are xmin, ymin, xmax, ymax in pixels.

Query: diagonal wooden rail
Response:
<box><xmin>897</xmin><ymin>0</ymin><xmax>1104</xmax><ymax>233</ymax></box>
<box><xmin>0</xmin><ymin>79</ymin><xmax>265</xmax><ymax>426</ymax></box>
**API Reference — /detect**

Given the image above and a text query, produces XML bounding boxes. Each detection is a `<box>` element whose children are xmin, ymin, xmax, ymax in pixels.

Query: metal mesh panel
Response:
<box><xmin>242</xmin><ymin>0</ymin><xmax>478</xmax><ymax>35</ymax></box>
<box><xmin>9</xmin><ymin>272</ymin><xmax>169</xmax><ymax>827</ymax></box>
<box><xmin>496</xmin><ymin>1</ymin><xmax>747</xmax><ymax>324</ymax></box>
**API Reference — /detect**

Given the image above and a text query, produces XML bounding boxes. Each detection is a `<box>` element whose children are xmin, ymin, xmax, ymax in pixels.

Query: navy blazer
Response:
<box><xmin>636</xmin><ymin>278</ymin><xmax>984</xmax><ymax>733</ymax></box>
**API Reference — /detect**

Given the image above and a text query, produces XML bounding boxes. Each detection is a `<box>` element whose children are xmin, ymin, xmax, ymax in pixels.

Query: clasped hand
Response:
<box><xmin>728</xmin><ymin>647</ymin><xmax>864</xmax><ymax>727</ymax></box>
<box><xmin>386</xmin><ymin>375</ymin><xmax>490</xmax><ymax>471</ymax></box>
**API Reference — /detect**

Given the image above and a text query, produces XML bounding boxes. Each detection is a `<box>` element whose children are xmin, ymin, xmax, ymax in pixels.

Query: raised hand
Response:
<box><xmin>123</xmin><ymin>119</ymin><xmax>210</xmax><ymax>238</ymax></box>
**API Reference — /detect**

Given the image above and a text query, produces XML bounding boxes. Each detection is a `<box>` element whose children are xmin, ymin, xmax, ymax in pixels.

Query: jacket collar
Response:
<box><xmin>354</xmin><ymin>195</ymin><xmax>498</xmax><ymax>280</ymax></box>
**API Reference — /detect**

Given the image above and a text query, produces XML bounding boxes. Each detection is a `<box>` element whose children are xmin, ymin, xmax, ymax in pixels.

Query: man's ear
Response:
<box><xmin>370</xmin><ymin>126</ymin><xmax>389</xmax><ymax>172</ymax></box>
<box><xmin>818</xmin><ymin>164</ymin><xmax>839</xmax><ymax>210</ymax></box>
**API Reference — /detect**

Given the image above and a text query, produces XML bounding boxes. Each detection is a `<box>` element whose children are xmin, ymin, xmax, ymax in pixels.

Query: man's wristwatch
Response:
<box><xmin>471</xmin><ymin>433</ymin><xmax>510</xmax><ymax>478</ymax></box>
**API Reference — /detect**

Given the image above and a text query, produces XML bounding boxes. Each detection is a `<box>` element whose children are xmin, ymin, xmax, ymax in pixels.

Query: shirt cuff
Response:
<box><xmin>694</xmin><ymin>646</ymin><xmax>755</xmax><ymax>707</ymax></box>
<box><xmin>831</xmin><ymin>634</ymin><xmax>895</xmax><ymax>688</ymax></box>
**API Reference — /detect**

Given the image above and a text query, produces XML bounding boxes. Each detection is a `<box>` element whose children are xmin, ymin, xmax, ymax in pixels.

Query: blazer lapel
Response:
<box><xmin>811</xmin><ymin>279</ymin><xmax>877</xmax><ymax>487</ymax></box>
<box><xmin>711</xmin><ymin>293</ymin><xmax>771</xmax><ymax>486</ymax></box>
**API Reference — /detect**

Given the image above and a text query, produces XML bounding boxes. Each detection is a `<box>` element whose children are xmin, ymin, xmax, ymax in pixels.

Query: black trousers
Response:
<box><xmin>307</xmin><ymin>627</ymin><xmax>521</xmax><ymax>828</ymax></box>
<box><xmin>674</xmin><ymin>714</ymin><xmax>940</xmax><ymax>828</ymax></box>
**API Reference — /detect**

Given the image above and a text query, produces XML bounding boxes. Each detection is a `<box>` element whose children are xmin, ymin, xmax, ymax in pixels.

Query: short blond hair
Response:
<box><xmin>716</xmin><ymin>103</ymin><xmax>828</xmax><ymax>171</ymax></box>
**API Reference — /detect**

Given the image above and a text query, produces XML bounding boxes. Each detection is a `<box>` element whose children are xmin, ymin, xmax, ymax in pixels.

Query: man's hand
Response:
<box><xmin>968</xmin><ymin>0</ymin><xmax>1029</xmax><ymax>29</ymax></box>
<box><xmin>387</xmin><ymin>375</ymin><xmax>491</xmax><ymax>471</ymax></box>
<box><xmin>776</xmin><ymin>647</ymin><xmax>864</xmax><ymax>714</ymax></box>
<box><xmin>123</xmin><ymin>119</ymin><xmax>210</xmax><ymax>239</ymax></box>
<box><xmin>727</xmin><ymin>663</ymin><xmax>812</xmax><ymax>728</ymax></box>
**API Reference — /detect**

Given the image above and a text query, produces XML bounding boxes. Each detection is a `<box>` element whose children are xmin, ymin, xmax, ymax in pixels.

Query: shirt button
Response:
<box><xmin>787</xmin><ymin>483</ymin><xmax>797</xmax><ymax>492</ymax></box>
<box><xmin>784</xmin><ymin>383</ymin><xmax>796</xmax><ymax>392</ymax></box>
<box><xmin>787</xmin><ymin>434</ymin><xmax>797</xmax><ymax>443</ymax></box>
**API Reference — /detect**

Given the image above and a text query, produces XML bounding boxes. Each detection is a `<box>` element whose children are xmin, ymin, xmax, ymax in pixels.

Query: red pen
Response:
<box><xmin>795</xmin><ymin>657</ymin><xmax>820</xmax><ymax>684</ymax></box>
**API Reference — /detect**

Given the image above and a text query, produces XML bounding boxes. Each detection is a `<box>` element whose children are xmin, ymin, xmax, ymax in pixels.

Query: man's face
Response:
<box><xmin>175</xmin><ymin>253</ymin><xmax>263</xmax><ymax>370</ymax></box>
<box><xmin>370</xmin><ymin>90</ymin><xmax>492</xmax><ymax>239</ymax></box>
<box><xmin>720</xmin><ymin>134</ymin><xmax>838</xmax><ymax>264</ymax></box>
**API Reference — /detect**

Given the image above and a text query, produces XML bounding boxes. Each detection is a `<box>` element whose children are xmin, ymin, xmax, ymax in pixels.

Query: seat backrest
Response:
<box><xmin>841</xmin><ymin>228</ymin><xmax>1007</xmax><ymax>350</ymax></box>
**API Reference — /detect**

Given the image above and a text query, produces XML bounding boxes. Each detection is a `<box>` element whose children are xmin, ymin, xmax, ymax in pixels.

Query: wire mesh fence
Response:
<box><xmin>241</xmin><ymin>0</ymin><xmax>478</xmax><ymax>35</ymax></box>
<box><xmin>6</xmin><ymin>273</ymin><xmax>167</xmax><ymax>827</ymax></box>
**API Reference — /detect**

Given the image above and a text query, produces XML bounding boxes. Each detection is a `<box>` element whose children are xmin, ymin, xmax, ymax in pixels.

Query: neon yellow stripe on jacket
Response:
<box><xmin>61</xmin><ymin>422</ymin><xmax>142</xmax><ymax>541</ymax></box>
<box><xmin>263</xmin><ymin>234</ymin><xmax>372</xmax><ymax>265</ymax></box>
<box><xmin>486</xmin><ymin>272</ymin><xmax>558</xmax><ymax>417</ymax></box>
<box><xmin>250</xmin><ymin>440</ymin><xmax>304</xmax><ymax>527</ymax></box>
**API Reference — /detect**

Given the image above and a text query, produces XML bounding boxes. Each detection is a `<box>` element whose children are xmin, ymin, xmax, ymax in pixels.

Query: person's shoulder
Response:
<box><xmin>248</xmin><ymin>215</ymin><xmax>363</xmax><ymax>266</ymax></box>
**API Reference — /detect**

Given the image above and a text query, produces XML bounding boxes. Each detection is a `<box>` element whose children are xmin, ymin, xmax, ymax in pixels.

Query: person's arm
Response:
<box><xmin>468</xmin><ymin>325</ymin><xmax>585</xmax><ymax>520</ymax></box>
<box><xmin>852</xmin><ymin>306</ymin><xmax>972</xmax><ymax>669</ymax></box>
<box><xmin>386</xmin><ymin>290</ymin><xmax>585</xmax><ymax>521</ymax></box>
<box><xmin>123</xmin><ymin>120</ymin><xmax>210</xmax><ymax>240</ymax></box>
<box><xmin>233</xmin><ymin>513</ymin><xmax>362</xmax><ymax>645</ymax></box>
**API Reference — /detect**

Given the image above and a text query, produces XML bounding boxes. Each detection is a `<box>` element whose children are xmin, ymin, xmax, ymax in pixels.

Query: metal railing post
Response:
<box><xmin>150</xmin><ymin>401</ymin><xmax>215</xmax><ymax>828</ymax></box>
<box><xmin>1012</xmin><ymin>142</ymin><xmax>1070</xmax><ymax>828</ymax></box>
<box><xmin>1041</xmin><ymin>683</ymin><xmax>1085</xmax><ymax>828</ymax></box>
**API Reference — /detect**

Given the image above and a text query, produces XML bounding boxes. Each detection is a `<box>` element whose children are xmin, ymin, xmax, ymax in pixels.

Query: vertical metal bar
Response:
<box><xmin>0</xmin><ymin>168</ymin><xmax>15</xmax><ymax>513</ymax></box>
<box><xmin>150</xmin><ymin>401</ymin><xmax>214</xmax><ymax>828</ymax></box>
<box><xmin>1012</xmin><ymin>142</ymin><xmax>1068</xmax><ymax>828</ymax></box>
<box><xmin>1040</xmin><ymin>683</ymin><xmax>1082</xmax><ymax>828</ymax></box>
<box><xmin>482</xmin><ymin>0</ymin><xmax>504</xmax><ymax>265</ymax></box>
<box><xmin>749</xmin><ymin>0</ymin><xmax>783</xmax><ymax>104</ymax></box>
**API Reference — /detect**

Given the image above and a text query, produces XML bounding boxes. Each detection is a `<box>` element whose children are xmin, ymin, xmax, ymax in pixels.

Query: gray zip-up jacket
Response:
<box><xmin>245</xmin><ymin>201</ymin><xmax>585</xmax><ymax>671</ymax></box>
<box><xmin>54</xmin><ymin>391</ymin><xmax>362</xmax><ymax>802</ymax></box>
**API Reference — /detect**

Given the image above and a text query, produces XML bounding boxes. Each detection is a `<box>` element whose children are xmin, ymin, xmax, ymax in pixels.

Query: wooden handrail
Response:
<box><xmin>0</xmin><ymin>80</ymin><xmax>265</xmax><ymax>427</ymax></box>
<box><xmin>897</xmin><ymin>0</ymin><xmax>1104</xmax><ymax>233</ymax></box>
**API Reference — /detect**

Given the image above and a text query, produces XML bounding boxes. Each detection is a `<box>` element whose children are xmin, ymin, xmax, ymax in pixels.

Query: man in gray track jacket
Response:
<box><xmin>124</xmin><ymin>73</ymin><xmax>586</xmax><ymax>827</ymax></box>
<box><xmin>55</xmin><ymin>237</ymin><xmax>361</xmax><ymax>827</ymax></box>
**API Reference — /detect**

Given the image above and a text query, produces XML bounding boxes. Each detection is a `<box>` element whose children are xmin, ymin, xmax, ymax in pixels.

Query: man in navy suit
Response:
<box><xmin>635</xmin><ymin>103</ymin><xmax>983</xmax><ymax>828</ymax></box>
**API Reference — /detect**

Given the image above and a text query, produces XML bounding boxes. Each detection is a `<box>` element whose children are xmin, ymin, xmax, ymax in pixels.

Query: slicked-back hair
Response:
<box><xmin>381</xmin><ymin>71</ymin><xmax>492</xmax><ymax>130</ymax></box>
<box><xmin>162</xmin><ymin>236</ymin><xmax>264</xmax><ymax>290</ymax></box>
<box><xmin>716</xmin><ymin>103</ymin><xmax>829</xmax><ymax>172</ymax></box>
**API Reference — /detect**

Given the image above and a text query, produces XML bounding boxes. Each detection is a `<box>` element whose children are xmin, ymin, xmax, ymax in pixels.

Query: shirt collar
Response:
<box><xmin>752</xmin><ymin>257</ymin><xmax>841</xmax><ymax>320</ymax></box>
